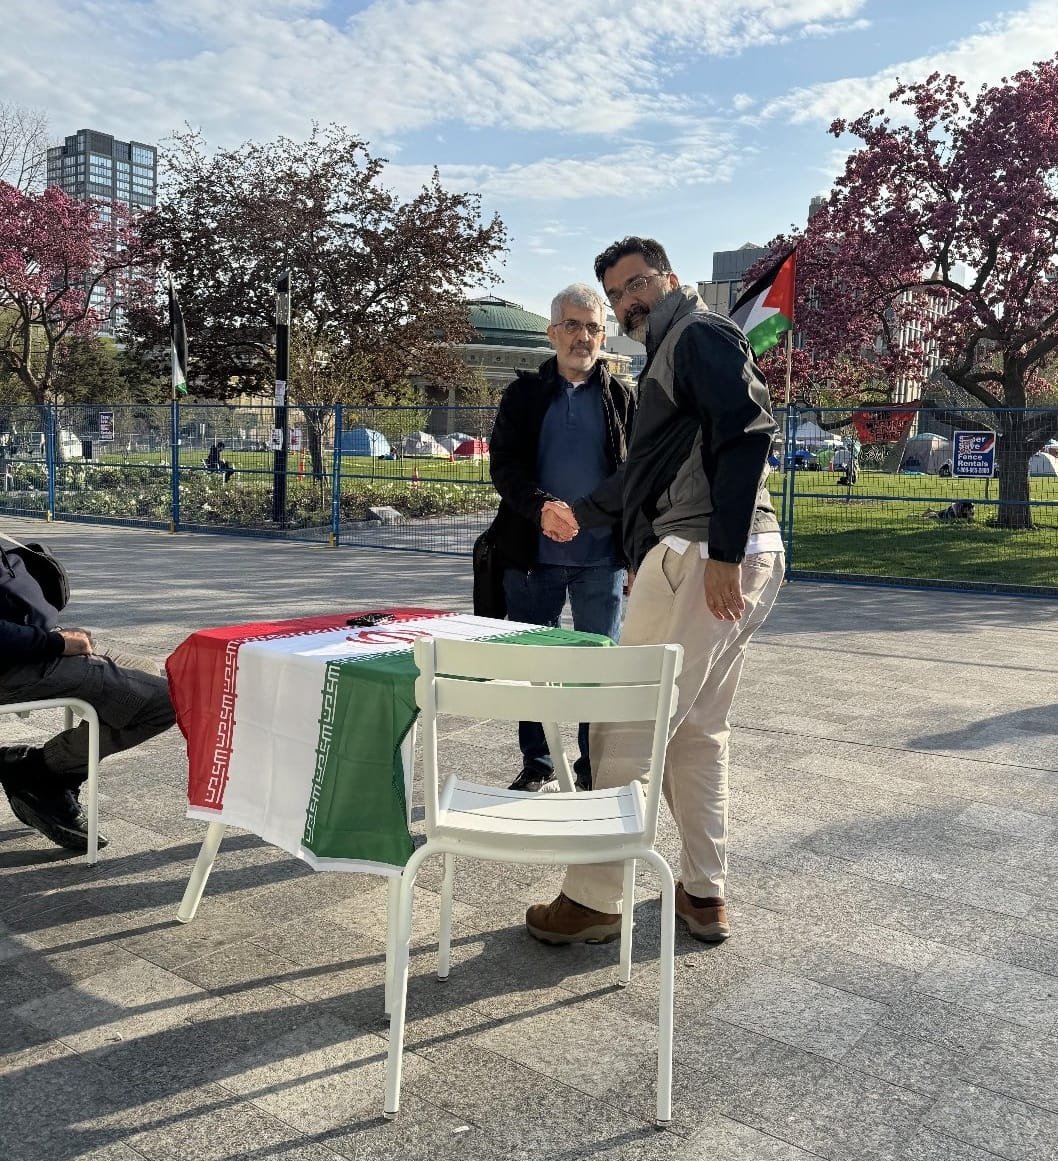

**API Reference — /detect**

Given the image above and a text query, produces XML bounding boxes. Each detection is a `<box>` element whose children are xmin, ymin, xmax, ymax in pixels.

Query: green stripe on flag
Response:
<box><xmin>301</xmin><ymin>626</ymin><xmax>611</xmax><ymax>865</ymax></box>
<box><xmin>746</xmin><ymin>312</ymin><xmax>793</xmax><ymax>359</ymax></box>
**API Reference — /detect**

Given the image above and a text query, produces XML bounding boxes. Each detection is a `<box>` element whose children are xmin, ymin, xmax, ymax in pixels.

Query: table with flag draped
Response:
<box><xmin>166</xmin><ymin>608</ymin><xmax>608</xmax><ymax>875</ymax></box>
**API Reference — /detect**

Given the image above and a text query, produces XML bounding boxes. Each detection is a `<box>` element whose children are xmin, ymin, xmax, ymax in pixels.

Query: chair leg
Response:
<box><xmin>384</xmin><ymin>844</ymin><xmax>430</xmax><ymax>1120</ymax></box>
<box><xmin>437</xmin><ymin>853</ymin><xmax>454</xmax><ymax>981</ymax></box>
<box><xmin>619</xmin><ymin>858</ymin><xmax>636</xmax><ymax>986</ymax></box>
<box><xmin>80</xmin><ymin>708</ymin><xmax>101</xmax><ymax>866</ymax></box>
<box><xmin>542</xmin><ymin>721</ymin><xmax>575</xmax><ymax>791</ymax></box>
<box><xmin>176</xmin><ymin>822</ymin><xmax>226</xmax><ymax>922</ymax></box>
<box><xmin>645</xmin><ymin>850</ymin><xmax>675</xmax><ymax>1128</ymax></box>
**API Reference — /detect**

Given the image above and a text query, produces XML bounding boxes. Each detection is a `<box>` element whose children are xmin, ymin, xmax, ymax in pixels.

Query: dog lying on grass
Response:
<box><xmin>924</xmin><ymin>500</ymin><xmax>975</xmax><ymax>521</ymax></box>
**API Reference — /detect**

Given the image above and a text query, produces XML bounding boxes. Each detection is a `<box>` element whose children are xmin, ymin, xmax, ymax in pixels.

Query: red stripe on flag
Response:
<box><xmin>761</xmin><ymin>250</ymin><xmax>796</xmax><ymax>320</ymax></box>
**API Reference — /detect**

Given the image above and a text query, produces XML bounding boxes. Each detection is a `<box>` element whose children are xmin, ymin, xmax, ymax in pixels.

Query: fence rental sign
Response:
<box><xmin>952</xmin><ymin>431</ymin><xmax>996</xmax><ymax>477</ymax></box>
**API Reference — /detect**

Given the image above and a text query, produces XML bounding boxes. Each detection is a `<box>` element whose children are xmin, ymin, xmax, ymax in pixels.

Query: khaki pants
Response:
<box><xmin>561</xmin><ymin>544</ymin><xmax>784</xmax><ymax>913</ymax></box>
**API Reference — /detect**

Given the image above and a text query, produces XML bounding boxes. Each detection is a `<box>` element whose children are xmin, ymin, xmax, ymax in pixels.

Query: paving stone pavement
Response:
<box><xmin>2</xmin><ymin>518</ymin><xmax>1057</xmax><ymax>1161</ymax></box>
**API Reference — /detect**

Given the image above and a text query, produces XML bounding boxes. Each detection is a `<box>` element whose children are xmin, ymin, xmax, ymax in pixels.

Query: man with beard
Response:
<box><xmin>525</xmin><ymin>237</ymin><xmax>784</xmax><ymax>945</ymax></box>
<box><xmin>488</xmin><ymin>283</ymin><xmax>635</xmax><ymax>792</ymax></box>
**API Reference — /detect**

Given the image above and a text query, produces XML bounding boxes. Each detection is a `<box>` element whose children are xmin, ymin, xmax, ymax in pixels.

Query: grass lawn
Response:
<box><xmin>772</xmin><ymin>469</ymin><xmax>1058</xmax><ymax>589</ymax></box>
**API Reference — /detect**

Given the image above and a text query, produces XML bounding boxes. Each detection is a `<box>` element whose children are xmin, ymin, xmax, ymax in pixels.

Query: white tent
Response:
<box><xmin>438</xmin><ymin>432</ymin><xmax>473</xmax><ymax>454</ymax></box>
<box><xmin>1029</xmin><ymin>451</ymin><xmax>1058</xmax><ymax>476</ymax></box>
<box><xmin>402</xmin><ymin>431</ymin><xmax>449</xmax><ymax>458</ymax></box>
<box><xmin>900</xmin><ymin>433</ymin><xmax>951</xmax><ymax>474</ymax></box>
<box><xmin>794</xmin><ymin>420</ymin><xmax>843</xmax><ymax>449</ymax></box>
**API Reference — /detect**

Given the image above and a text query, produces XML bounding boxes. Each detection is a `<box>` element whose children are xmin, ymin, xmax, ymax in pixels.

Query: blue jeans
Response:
<box><xmin>502</xmin><ymin>564</ymin><xmax>624</xmax><ymax>776</ymax></box>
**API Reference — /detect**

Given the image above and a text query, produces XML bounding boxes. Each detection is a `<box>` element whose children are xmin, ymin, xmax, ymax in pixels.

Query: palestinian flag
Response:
<box><xmin>168</xmin><ymin>275</ymin><xmax>188</xmax><ymax>397</ymax></box>
<box><xmin>730</xmin><ymin>248</ymin><xmax>796</xmax><ymax>358</ymax></box>
<box><xmin>166</xmin><ymin>609</ymin><xmax>608</xmax><ymax>874</ymax></box>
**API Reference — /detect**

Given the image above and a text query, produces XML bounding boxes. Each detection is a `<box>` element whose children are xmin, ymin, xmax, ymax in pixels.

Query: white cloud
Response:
<box><xmin>2</xmin><ymin>0</ymin><xmax>871</xmax><ymax>148</ymax></box>
<box><xmin>760</xmin><ymin>0</ymin><xmax>1058</xmax><ymax>125</ymax></box>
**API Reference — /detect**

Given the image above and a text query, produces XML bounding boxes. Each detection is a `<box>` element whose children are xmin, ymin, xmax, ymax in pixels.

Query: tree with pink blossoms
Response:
<box><xmin>0</xmin><ymin>183</ymin><xmax>153</xmax><ymax>406</ymax></box>
<box><xmin>758</xmin><ymin>55</ymin><xmax>1058</xmax><ymax>528</ymax></box>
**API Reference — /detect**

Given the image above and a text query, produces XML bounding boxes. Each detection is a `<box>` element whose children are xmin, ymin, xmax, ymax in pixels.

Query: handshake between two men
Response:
<box><xmin>540</xmin><ymin>500</ymin><xmax>580</xmax><ymax>543</ymax></box>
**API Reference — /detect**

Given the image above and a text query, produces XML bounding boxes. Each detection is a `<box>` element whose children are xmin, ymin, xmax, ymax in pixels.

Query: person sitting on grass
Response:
<box><xmin>205</xmin><ymin>441</ymin><xmax>236</xmax><ymax>483</ymax></box>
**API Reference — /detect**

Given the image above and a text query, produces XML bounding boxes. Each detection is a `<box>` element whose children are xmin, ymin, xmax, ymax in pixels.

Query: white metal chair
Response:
<box><xmin>1</xmin><ymin>697</ymin><xmax>102</xmax><ymax>864</ymax></box>
<box><xmin>384</xmin><ymin>636</ymin><xmax>683</xmax><ymax>1127</ymax></box>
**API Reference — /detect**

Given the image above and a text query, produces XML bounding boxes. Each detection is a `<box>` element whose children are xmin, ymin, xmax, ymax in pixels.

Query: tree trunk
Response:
<box><xmin>992</xmin><ymin>412</ymin><xmax>1032</xmax><ymax>529</ymax></box>
<box><xmin>300</xmin><ymin>404</ymin><xmax>328</xmax><ymax>482</ymax></box>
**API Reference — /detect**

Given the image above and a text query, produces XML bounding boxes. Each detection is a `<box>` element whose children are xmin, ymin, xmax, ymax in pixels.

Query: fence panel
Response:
<box><xmin>781</xmin><ymin>405</ymin><xmax>1058</xmax><ymax>594</ymax></box>
<box><xmin>6</xmin><ymin>399</ymin><xmax>1056</xmax><ymax>596</ymax></box>
<box><xmin>334</xmin><ymin>404</ymin><xmax>499</xmax><ymax>553</ymax></box>
<box><xmin>0</xmin><ymin>404</ymin><xmax>49</xmax><ymax>517</ymax></box>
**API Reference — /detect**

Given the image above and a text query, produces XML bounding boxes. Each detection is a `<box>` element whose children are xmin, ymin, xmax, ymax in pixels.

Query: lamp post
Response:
<box><xmin>272</xmin><ymin>270</ymin><xmax>291</xmax><ymax>527</ymax></box>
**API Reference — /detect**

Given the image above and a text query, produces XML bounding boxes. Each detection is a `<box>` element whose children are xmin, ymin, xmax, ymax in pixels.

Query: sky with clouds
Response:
<box><xmin>3</xmin><ymin>0</ymin><xmax>1056</xmax><ymax>316</ymax></box>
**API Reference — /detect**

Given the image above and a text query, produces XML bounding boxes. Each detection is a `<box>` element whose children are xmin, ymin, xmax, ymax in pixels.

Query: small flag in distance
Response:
<box><xmin>169</xmin><ymin>276</ymin><xmax>188</xmax><ymax>397</ymax></box>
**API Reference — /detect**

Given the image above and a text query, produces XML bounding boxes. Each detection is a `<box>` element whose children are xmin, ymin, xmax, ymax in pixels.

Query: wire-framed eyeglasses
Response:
<box><xmin>555</xmin><ymin>319</ymin><xmax>606</xmax><ymax>337</ymax></box>
<box><xmin>605</xmin><ymin>271</ymin><xmax>667</xmax><ymax>307</ymax></box>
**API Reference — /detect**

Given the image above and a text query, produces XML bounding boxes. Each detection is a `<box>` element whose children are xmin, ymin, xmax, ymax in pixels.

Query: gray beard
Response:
<box><xmin>625</xmin><ymin>319</ymin><xmax>648</xmax><ymax>344</ymax></box>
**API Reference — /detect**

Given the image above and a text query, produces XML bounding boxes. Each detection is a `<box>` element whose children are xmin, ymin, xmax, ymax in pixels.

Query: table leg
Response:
<box><xmin>176</xmin><ymin>822</ymin><xmax>226</xmax><ymax>923</ymax></box>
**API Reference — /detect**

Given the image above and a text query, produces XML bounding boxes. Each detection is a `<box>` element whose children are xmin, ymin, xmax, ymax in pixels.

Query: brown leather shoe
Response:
<box><xmin>675</xmin><ymin>882</ymin><xmax>729</xmax><ymax>942</ymax></box>
<box><xmin>525</xmin><ymin>893</ymin><xmax>621</xmax><ymax>945</ymax></box>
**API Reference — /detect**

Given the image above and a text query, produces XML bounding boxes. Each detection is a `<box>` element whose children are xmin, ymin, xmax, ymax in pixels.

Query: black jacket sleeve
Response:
<box><xmin>0</xmin><ymin>620</ymin><xmax>65</xmax><ymax>665</ymax></box>
<box><xmin>488</xmin><ymin>380</ymin><xmax>556</xmax><ymax>525</ymax></box>
<box><xmin>672</xmin><ymin>320</ymin><xmax>776</xmax><ymax>562</ymax></box>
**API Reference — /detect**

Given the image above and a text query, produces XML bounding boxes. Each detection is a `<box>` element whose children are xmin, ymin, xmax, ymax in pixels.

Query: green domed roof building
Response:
<box><xmin>466</xmin><ymin>297</ymin><xmax>551</xmax><ymax>350</ymax></box>
<box><xmin>420</xmin><ymin>295</ymin><xmax>633</xmax><ymax>423</ymax></box>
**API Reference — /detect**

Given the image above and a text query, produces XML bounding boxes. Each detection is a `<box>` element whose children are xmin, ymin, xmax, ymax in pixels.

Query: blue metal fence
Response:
<box><xmin>2</xmin><ymin>401</ymin><xmax>1056</xmax><ymax>594</ymax></box>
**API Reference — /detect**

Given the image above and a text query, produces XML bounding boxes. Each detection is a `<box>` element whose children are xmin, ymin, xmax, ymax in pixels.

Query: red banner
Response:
<box><xmin>852</xmin><ymin>405</ymin><xmax>919</xmax><ymax>445</ymax></box>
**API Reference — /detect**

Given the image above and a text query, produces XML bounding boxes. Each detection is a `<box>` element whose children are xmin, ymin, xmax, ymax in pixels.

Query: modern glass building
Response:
<box><xmin>46</xmin><ymin>128</ymin><xmax>157</xmax><ymax>211</ymax></box>
<box><xmin>45</xmin><ymin>129</ymin><xmax>158</xmax><ymax>334</ymax></box>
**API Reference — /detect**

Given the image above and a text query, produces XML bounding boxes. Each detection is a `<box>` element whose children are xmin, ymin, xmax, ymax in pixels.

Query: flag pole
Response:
<box><xmin>783</xmin><ymin>328</ymin><xmax>793</xmax><ymax>410</ymax></box>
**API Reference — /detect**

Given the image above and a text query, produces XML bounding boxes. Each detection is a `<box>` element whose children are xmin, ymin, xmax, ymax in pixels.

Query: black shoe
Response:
<box><xmin>0</xmin><ymin>745</ymin><xmax>47</xmax><ymax>790</ymax></box>
<box><xmin>573</xmin><ymin>757</ymin><xmax>592</xmax><ymax>792</ymax></box>
<box><xmin>5</xmin><ymin>786</ymin><xmax>108</xmax><ymax>852</ymax></box>
<box><xmin>508</xmin><ymin>767</ymin><xmax>558</xmax><ymax>793</ymax></box>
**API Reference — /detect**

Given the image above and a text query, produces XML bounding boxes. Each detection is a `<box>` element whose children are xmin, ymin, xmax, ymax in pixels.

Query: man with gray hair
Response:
<box><xmin>487</xmin><ymin>283</ymin><xmax>636</xmax><ymax>791</ymax></box>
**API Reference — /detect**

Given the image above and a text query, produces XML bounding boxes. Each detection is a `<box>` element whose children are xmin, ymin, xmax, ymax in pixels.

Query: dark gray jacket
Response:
<box><xmin>574</xmin><ymin>286</ymin><xmax>778</xmax><ymax>570</ymax></box>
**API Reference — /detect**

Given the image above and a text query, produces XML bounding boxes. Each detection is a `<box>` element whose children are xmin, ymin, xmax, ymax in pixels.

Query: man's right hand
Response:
<box><xmin>59</xmin><ymin>629</ymin><xmax>94</xmax><ymax>655</ymax></box>
<box><xmin>540</xmin><ymin>501</ymin><xmax>579</xmax><ymax>543</ymax></box>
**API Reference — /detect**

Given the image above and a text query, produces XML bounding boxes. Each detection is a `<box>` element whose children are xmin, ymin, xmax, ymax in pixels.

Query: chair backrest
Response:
<box><xmin>414</xmin><ymin>636</ymin><xmax>682</xmax><ymax>838</ymax></box>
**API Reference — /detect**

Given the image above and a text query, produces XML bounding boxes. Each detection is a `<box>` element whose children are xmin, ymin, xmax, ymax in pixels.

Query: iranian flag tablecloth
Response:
<box><xmin>166</xmin><ymin>609</ymin><xmax>606</xmax><ymax>874</ymax></box>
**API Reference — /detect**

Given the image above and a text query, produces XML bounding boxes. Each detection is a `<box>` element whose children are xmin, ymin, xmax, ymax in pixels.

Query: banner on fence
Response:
<box><xmin>953</xmin><ymin>431</ymin><xmax>996</xmax><ymax>477</ymax></box>
<box><xmin>97</xmin><ymin>412</ymin><xmax>115</xmax><ymax>443</ymax></box>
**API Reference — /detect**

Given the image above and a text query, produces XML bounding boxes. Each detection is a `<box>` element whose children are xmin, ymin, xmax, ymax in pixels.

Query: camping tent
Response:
<box><xmin>439</xmin><ymin>432</ymin><xmax>473</xmax><ymax>454</ymax></box>
<box><xmin>339</xmin><ymin>426</ymin><xmax>391</xmax><ymax>457</ymax></box>
<box><xmin>794</xmin><ymin>420</ymin><xmax>843</xmax><ymax>449</ymax></box>
<box><xmin>402</xmin><ymin>431</ymin><xmax>449</xmax><ymax>458</ymax></box>
<box><xmin>1029</xmin><ymin>451</ymin><xmax>1058</xmax><ymax>476</ymax></box>
<box><xmin>453</xmin><ymin>436</ymin><xmax>489</xmax><ymax>459</ymax></box>
<box><xmin>899</xmin><ymin>432</ymin><xmax>951</xmax><ymax>474</ymax></box>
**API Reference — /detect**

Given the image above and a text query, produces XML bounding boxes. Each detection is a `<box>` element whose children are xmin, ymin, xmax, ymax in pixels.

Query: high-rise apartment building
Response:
<box><xmin>46</xmin><ymin>128</ymin><xmax>157</xmax><ymax>211</ymax></box>
<box><xmin>45</xmin><ymin>129</ymin><xmax>157</xmax><ymax>334</ymax></box>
